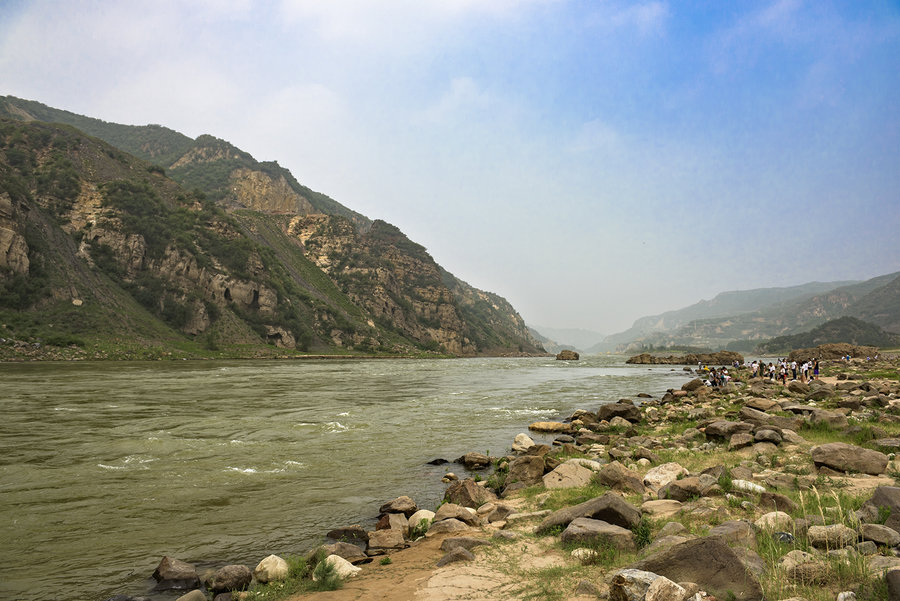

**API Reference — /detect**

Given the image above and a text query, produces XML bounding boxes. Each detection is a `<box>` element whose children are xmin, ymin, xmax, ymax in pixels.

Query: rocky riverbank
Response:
<box><xmin>104</xmin><ymin>352</ymin><xmax>900</xmax><ymax>601</ymax></box>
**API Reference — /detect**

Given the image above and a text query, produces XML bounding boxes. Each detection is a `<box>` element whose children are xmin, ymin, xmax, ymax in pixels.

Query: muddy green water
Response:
<box><xmin>0</xmin><ymin>356</ymin><xmax>692</xmax><ymax>601</ymax></box>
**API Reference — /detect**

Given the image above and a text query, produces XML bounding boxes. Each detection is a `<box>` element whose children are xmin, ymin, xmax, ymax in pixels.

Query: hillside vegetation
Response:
<box><xmin>0</xmin><ymin>100</ymin><xmax>544</xmax><ymax>359</ymax></box>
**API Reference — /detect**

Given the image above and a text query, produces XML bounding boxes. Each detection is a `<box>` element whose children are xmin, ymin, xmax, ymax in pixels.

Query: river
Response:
<box><xmin>0</xmin><ymin>355</ymin><xmax>693</xmax><ymax>601</ymax></box>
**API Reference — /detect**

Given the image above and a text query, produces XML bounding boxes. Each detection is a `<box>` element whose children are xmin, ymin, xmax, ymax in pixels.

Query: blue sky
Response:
<box><xmin>1</xmin><ymin>0</ymin><xmax>898</xmax><ymax>334</ymax></box>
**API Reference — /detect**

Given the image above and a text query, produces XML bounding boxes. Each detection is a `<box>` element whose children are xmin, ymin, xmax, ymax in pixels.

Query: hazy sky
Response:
<box><xmin>2</xmin><ymin>0</ymin><xmax>899</xmax><ymax>335</ymax></box>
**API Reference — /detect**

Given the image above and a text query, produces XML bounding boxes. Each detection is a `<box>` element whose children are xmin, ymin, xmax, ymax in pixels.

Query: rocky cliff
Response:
<box><xmin>0</xmin><ymin>100</ymin><xmax>544</xmax><ymax>358</ymax></box>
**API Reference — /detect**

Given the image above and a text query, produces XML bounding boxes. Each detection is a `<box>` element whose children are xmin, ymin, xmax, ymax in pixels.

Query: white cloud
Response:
<box><xmin>587</xmin><ymin>1</ymin><xmax>669</xmax><ymax>36</ymax></box>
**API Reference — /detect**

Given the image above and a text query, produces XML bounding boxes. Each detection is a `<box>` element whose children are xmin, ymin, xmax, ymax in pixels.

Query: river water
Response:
<box><xmin>0</xmin><ymin>355</ymin><xmax>692</xmax><ymax>601</ymax></box>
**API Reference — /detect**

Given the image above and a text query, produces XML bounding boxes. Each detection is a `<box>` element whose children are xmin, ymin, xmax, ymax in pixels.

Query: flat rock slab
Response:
<box><xmin>628</xmin><ymin>537</ymin><xmax>764</xmax><ymax>601</ymax></box>
<box><xmin>811</xmin><ymin>442</ymin><xmax>888</xmax><ymax>475</ymax></box>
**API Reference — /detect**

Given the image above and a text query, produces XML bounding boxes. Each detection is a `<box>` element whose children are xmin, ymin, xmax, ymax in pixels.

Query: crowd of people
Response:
<box><xmin>700</xmin><ymin>358</ymin><xmax>820</xmax><ymax>387</ymax></box>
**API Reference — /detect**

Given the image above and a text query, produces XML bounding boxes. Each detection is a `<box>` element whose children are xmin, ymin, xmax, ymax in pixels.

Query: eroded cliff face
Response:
<box><xmin>290</xmin><ymin>214</ymin><xmax>475</xmax><ymax>355</ymax></box>
<box><xmin>0</xmin><ymin>192</ymin><xmax>29</xmax><ymax>274</ymax></box>
<box><xmin>230</xmin><ymin>168</ymin><xmax>316</xmax><ymax>215</ymax></box>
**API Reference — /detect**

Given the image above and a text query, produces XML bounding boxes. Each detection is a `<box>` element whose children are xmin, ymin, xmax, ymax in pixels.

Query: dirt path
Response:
<box><xmin>288</xmin><ymin>520</ymin><xmax>577</xmax><ymax>601</ymax></box>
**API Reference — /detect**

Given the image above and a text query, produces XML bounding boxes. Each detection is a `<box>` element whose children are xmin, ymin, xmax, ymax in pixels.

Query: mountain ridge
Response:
<box><xmin>0</xmin><ymin>97</ymin><xmax>544</xmax><ymax>358</ymax></box>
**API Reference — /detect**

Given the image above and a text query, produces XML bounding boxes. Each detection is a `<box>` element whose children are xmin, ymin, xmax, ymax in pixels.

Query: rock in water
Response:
<box><xmin>556</xmin><ymin>350</ymin><xmax>579</xmax><ymax>360</ymax></box>
<box><xmin>151</xmin><ymin>556</ymin><xmax>200</xmax><ymax>591</ymax></box>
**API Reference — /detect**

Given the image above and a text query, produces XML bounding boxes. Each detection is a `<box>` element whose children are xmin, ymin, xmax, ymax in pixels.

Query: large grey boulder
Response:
<box><xmin>456</xmin><ymin>452</ymin><xmax>492</xmax><ymax>470</ymax></box>
<box><xmin>505</xmin><ymin>455</ymin><xmax>546</xmax><ymax>488</ymax></box>
<box><xmin>379</xmin><ymin>495</ymin><xmax>418</xmax><ymax>517</ymax></box>
<box><xmin>859</xmin><ymin>523</ymin><xmax>900</xmax><ymax>547</ymax></box>
<box><xmin>811</xmin><ymin>442</ymin><xmax>889</xmax><ymax>475</ymax></box>
<box><xmin>561</xmin><ymin>518</ymin><xmax>635</xmax><ymax>551</ymax></box>
<box><xmin>434</xmin><ymin>503</ymin><xmax>480</xmax><ymax>526</ymax></box>
<box><xmin>658</xmin><ymin>475</ymin><xmax>715</xmax><ymax>502</ymax></box>
<box><xmin>209</xmin><ymin>565</ymin><xmax>252</xmax><ymax>594</ymax></box>
<box><xmin>311</xmin><ymin>541</ymin><xmax>368</xmax><ymax>565</ymax></box>
<box><xmin>536</xmin><ymin>492</ymin><xmax>641</xmax><ymax>534</ymax></box>
<box><xmin>368</xmin><ymin>528</ymin><xmax>407</xmax><ymax>551</ymax></box>
<box><xmin>543</xmin><ymin>461</ymin><xmax>594</xmax><ymax>489</ymax></box>
<box><xmin>598</xmin><ymin>461</ymin><xmax>646</xmax><ymax>494</ymax></box>
<box><xmin>436</xmin><ymin>547</ymin><xmax>475</xmax><ymax>566</ymax></box>
<box><xmin>425</xmin><ymin>518</ymin><xmax>469</xmax><ymax>537</ymax></box>
<box><xmin>597</xmin><ymin>401</ymin><xmax>641</xmax><ymax>423</ymax></box>
<box><xmin>704</xmin><ymin>421</ymin><xmax>754</xmax><ymax>441</ymax></box>
<box><xmin>152</xmin><ymin>556</ymin><xmax>200</xmax><ymax>591</ymax></box>
<box><xmin>807</xmin><ymin>524</ymin><xmax>858</xmax><ymax>549</ymax></box>
<box><xmin>325</xmin><ymin>525</ymin><xmax>369</xmax><ymax>548</ymax></box>
<box><xmin>861</xmin><ymin>487</ymin><xmax>900</xmax><ymax>532</ymax></box>
<box><xmin>628</xmin><ymin>537</ymin><xmax>764</xmax><ymax>601</ymax></box>
<box><xmin>444</xmin><ymin>478</ymin><xmax>498</xmax><ymax>508</ymax></box>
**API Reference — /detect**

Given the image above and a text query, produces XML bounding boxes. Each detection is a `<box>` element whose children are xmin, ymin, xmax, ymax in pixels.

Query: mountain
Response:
<box><xmin>0</xmin><ymin>97</ymin><xmax>544</xmax><ymax>358</ymax></box>
<box><xmin>527</xmin><ymin>325</ymin><xmax>605</xmax><ymax>353</ymax></box>
<box><xmin>600</xmin><ymin>273</ymin><xmax>900</xmax><ymax>353</ymax></box>
<box><xmin>757</xmin><ymin>316</ymin><xmax>900</xmax><ymax>353</ymax></box>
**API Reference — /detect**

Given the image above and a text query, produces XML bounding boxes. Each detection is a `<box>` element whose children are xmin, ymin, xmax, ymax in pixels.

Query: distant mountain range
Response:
<box><xmin>591</xmin><ymin>273</ymin><xmax>900</xmax><ymax>354</ymax></box>
<box><xmin>527</xmin><ymin>325</ymin><xmax>605</xmax><ymax>354</ymax></box>
<box><xmin>0</xmin><ymin>95</ymin><xmax>544</xmax><ymax>357</ymax></box>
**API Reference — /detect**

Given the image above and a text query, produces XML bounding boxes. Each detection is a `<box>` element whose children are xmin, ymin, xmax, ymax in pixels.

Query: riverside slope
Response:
<box><xmin>0</xmin><ymin>98</ymin><xmax>543</xmax><ymax>358</ymax></box>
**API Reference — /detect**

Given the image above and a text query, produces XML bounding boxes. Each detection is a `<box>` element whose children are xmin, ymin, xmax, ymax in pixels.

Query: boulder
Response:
<box><xmin>556</xmin><ymin>350</ymin><xmax>579</xmax><ymax>360</ymax></box>
<box><xmin>597</xmin><ymin>461</ymin><xmax>645</xmax><ymax>494</ymax></box>
<box><xmin>209</xmin><ymin>565</ymin><xmax>252</xmax><ymax>594</ymax></box>
<box><xmin>543</xmin><ymin>461</ymin><xmax>594</xmax><ymax>489</ymax></box>
<box><xmin>788</xmin><ymin>380</ymin><xmax>810</xmax><ymax>394</ymax></box>
<box><xmin>425</xmin><ymin>518</ymin><xmax>470</xmax><ymax>537</ymax></box>
<box><xmin>511</xmin><ymin>433</ymin><xmax>535</xmax><ymax>453</ymax></box>
<box><xmin>560</xmin><ymin>518</ymin><xmax>636</xmax><ymax>552</ymax></box>
<box><xmin>640</xmin><ymin>500</ymin><xmax>683</xmax><ymax>519</ymax></box>
<box><xmin>434</xmin><ymin>503</ymin><xmax>480</xmax><ymax>526</ymax></box>
<box><xmin>642</xmin><ymin>462</ymin><xmax>688</xmax><ymax>491</ymax></box>
<box><xmin>379</xmin><ymin>495</ymin><xmax>418</xmax><ymax>517</ymax></box>
<box><xmin>755</xmin><ymin>512</ymin><xmax>794</xmax><ymax>532</ymax></box>
<box><xmin>325</xmin><ymin>525</ymin><xmax>369</xmax><ymax>548</ymax></box>
<box><xmin>708</xmin><ymin>520</ymin><xmax>756</xmax><ymax>548</ymax></box>
<box><xmin>597</xmin><ymin>402</ymin><xmax>642</xmax><ymax>423</ymax></box>
<box><xmin>682</xmin><ymin>378</ymin><xmax>705</xmax><ymax>392</ymax></box>
<box><xmin>436</xmin><ymin>547</ymin><xmax>475</xmax><ymax>566</ymax></box>
<box><xmin>408</xmin><ymin>509</ymin><xmax>435</xmax><ymax>532</ymax></box>
<box><xmin>610</xmin><ymin>569</ymin><xmax>685</xmax><ymax>601</ymax></box>
<box><xmin>861</xmin><ymin>487</ymin><xmax>900</xmax><ymax>532</ymax></box>
<box><xmin>888</xmin><ymin>568</ymin><xmax>900</xmax><ymax>601</ymax></box>
<box><xmin>658</xmin><ymin>476</ymin><xmax>714</xmax><ymax>502</ymax></box>
<box><xmin>253</xmin><ymin>554</ymin><xmax>289</xmax><ymax>584</ymax></box>
<box><xmin>807</xmin><ymin>524</ymin><xmax>858</xmax><ymax>549</ymax></box>
<box><xmin>810</xmin><ymin>442</ymin><xmax>889</xmax><ymax>475</ymax></box>
<box><xmin>315</xmin><ymin>555</ymin><xmax>360</xmax><ymax>580</ymax></box>
<box><xmin>376</xmin><ymin>512</ymin><xmax>409</xmax><ymax>537</ymax></box>
<box><xmin>313</xmin><ymin>542</ymin><xmax>368</xmax><ymax>565</ymax></box>
<box><xmin>174</xmin><ymin>592</ymin><xmax>206</xmax><ymax>601</ymax></box>
<box><xmin>536</xmin><ymin>492</ymin><xmax>641</xmax><ymax>534</ymax></box>
<box><xmin>152</xmin><ymin>556</ymin><xmax>200</xmax><ymax>591</ymax></box>
<box><xmin>444</xmin><ymin>478</ymin><xmax>498</xmax><ymax>508</ymax></box>
<box><xmin>628</xmin><ymin>537</ymin><xmax>764</xmax><ymax>600</ymax></box>
<box><xmin>440</xmin><ymin>537</ymin><xmax>490</xmax><ymax>553</ymax></box>
<box><xmin>528</xmin><ymin>421</ymin><xmax>571</xmax><ymax>433</ymax></box>
<box><xmin>704</xmin><ymin>421</ymin><xmax>754</xmax><ymax>441</ymax></box>
<box><xmin>505</xmin><ymin>455</ymin><xmax>546</xmax><ymax>489</ymax></box>
<box><xmin>367</xmin><ymin>528</ymin><xmax>407</xmax><ymax>551</ymax></box>
<box><xmin>859</xmin><ymin>523</ymin><xmax>900</xmax><ymax>547</ymax></box>
<box><xmin>759</xmin><ymin>492</ymin><xmax>797</xmax><ymax>513</ymax></box>
<box><xmin>456</xmin><ymin>452</ymin><xmax>492</xmax><ymax>470</ymax></box>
